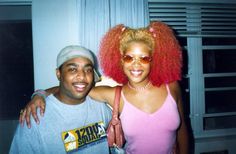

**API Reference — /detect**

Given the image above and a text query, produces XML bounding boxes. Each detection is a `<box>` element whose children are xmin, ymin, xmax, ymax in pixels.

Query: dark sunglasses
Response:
<box><xmin>122</xmin><ymin>55</ymin><xmax>152</xmax><ymax>64</ymax></box>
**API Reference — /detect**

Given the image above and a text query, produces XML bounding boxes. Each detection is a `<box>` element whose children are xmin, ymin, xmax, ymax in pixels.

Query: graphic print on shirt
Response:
<box><xmin>61</xmin><ymin>121</ymin><xmax>107</xmax><ymax>152</ymax></box>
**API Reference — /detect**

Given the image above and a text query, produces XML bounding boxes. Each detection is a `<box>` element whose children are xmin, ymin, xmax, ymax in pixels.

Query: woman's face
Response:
<box><xmin>121</xmin><ymin>42</ymin><xmax>152</xmax><ymax>84</ymax></box>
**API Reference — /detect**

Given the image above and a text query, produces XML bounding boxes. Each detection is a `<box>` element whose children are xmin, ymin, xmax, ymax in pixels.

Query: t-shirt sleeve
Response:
<box><xmin>103</xmin><ymin>103</ymin><xmax>112</xmax><ymax>128</ymax></box>
<box><xmin>9</xmin><ymin>122</ymin><xmax>42</xmax><ymax>154</ymax></box>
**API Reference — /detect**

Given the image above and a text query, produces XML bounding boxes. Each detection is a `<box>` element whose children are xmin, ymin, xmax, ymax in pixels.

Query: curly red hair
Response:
<box><xmin>99</xmin><ymin>21</ymin><xmax>182</xmax><ymax>87</ymax></box>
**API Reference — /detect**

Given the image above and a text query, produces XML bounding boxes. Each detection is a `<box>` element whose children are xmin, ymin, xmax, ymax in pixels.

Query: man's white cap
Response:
<box><xmin>57</xmin><ymin>45</ymin><xmax>100</xmax><ymax>82</ymax></box>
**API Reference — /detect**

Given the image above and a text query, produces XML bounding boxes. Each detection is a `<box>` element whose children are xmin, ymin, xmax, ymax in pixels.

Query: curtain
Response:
<box><xmin>77</xmin><ymin>0</ymin><xmax>148</xmax><ymax>56</ymax></box>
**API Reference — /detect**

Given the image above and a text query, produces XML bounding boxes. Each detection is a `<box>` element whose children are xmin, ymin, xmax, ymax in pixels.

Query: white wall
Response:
<box><xmin>32</xmin><ymin>0</ymin><xmax>80</xmax><ymax>89</ymax></box>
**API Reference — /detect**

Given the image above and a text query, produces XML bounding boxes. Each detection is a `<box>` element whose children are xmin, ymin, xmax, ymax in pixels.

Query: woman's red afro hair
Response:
<box><xmin>148</xmin><ymin>21</ymin><xmax>182</xmax><ymax>86</ymax></box>
<box><xmin>99</xmin><ymin>21</ymin><xmax>182</xmax><ymax>86</ymax></box>
<box><xmin>99</xmin><ymin>24</ymin><xmax>128</xmax><ymax>84</ymax></box>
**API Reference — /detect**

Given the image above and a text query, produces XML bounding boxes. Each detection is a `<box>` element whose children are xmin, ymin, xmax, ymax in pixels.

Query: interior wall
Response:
<box><xmin>32</xmin><ymin>0</ymin><xmax>80</xmax><ymax>89</ymax></box>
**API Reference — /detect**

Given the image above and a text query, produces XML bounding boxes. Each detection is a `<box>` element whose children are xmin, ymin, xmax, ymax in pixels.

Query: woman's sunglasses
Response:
<box><xmin>122</xmin><ymin>55</ymin><xmax>152</xmax><ymax>64</ymax></box>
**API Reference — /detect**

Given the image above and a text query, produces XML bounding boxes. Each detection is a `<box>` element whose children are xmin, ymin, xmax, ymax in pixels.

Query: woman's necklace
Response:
<box><xmin>127</xmin><ymin>81</ymin><xmax>151</xmax><ymax>91</ymax></box>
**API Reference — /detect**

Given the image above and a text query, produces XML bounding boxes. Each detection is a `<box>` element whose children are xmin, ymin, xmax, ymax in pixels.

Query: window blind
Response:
<box><xmin>148</xmin><ymin>1</ymin><xmax>236</xmax><ymax>37</ymax></box>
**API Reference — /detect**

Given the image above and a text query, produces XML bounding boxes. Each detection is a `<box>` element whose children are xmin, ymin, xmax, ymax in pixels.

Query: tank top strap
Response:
<box><xmin>166</xmin><ymin>84</ymin><xmax>170</xmax><ymax>94</ymax></box>
<box><xmin>120</xmin><ymin>90</ymin><xmax>127</xmax><ymax>102</ymax></box>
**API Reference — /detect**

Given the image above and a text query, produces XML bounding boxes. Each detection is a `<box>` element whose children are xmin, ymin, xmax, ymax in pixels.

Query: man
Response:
<box><xmin>10</xmin><ymin>45</ymin><xmax>112</xmax><ymax>154</ymax></box>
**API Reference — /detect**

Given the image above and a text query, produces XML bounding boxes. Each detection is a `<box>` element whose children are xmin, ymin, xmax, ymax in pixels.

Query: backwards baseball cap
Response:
<box><xmin>57</xmin><ymin>45</ymin><xmax>100</xmax><ymax>82</ymax></box>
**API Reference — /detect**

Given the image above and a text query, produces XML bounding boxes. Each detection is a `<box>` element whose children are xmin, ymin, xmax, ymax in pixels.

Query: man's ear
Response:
<box><xmin>56</xmin><ymin>68</ymin><xmax>61</xmax><ymax>81</ymax></box>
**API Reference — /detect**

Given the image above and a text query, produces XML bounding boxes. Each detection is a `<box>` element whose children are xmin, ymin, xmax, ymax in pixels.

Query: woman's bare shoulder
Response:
<box><xmin>167</xmin><ymin>81</ymin><xmax>181</xmax><ymax>101</ymax></box>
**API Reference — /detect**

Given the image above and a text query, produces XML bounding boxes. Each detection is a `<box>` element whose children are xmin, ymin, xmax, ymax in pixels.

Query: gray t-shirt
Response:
<box><xmin>10</xmin><ymin>94</ymin><xmax>112</xmax><ymax>154</ymax></box>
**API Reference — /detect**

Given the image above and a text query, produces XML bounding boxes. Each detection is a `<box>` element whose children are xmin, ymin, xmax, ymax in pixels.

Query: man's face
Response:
<box><xmin>56</xmin><ymin>57</ymin><xmax>94</xmax><ymax>105</ymax></box>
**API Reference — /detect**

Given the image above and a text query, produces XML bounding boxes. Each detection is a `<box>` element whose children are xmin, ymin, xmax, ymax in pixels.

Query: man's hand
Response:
<box><xmin>19</xmin><ymin>95</ymin><xmax>46</xmax><ymax>128</ymax></box>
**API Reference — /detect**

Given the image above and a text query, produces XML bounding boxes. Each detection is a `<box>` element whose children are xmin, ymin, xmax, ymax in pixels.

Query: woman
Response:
<box><xmin>20</xmin><ymin>21</ymin><xmax>189</xmax><ymax>154</ymax></box>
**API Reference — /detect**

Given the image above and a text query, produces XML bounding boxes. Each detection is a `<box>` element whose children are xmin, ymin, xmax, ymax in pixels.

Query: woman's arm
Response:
<box><xmin>170</xmin><ymin>82</ymin><xmax>189</xmax><ymax>154</ymax></box>
<box><xmin>89</xmin><ymin>86</ymin><xmax>116</xmax><ymax>107</ymax></box>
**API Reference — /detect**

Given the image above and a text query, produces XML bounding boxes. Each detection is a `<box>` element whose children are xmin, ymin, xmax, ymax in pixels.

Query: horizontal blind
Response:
<box><xmin>148</xmin><ymin>2</ymin><xmax>236</xmax><ymax>37</ymax></box>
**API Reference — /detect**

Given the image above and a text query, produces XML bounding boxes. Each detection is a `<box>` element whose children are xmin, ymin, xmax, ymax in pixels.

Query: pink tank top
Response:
<box><xmin>120</xmin><ymin>85</ymin><xmax>180</xmax><ymax>154</ymax></box>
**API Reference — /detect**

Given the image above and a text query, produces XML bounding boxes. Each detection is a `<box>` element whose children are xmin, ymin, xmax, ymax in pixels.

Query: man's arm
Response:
<box><xmin>19</xmin><ymin>86</ymin><xmax>59</xmax><ymax>128</ymax></box>
<box><xmin>20</xmin><ymin>82</ymin><xmax>116</xmax><ymax>128</ymax></box>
